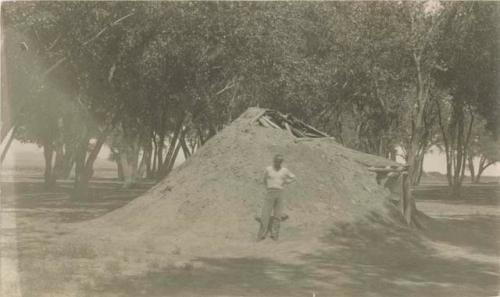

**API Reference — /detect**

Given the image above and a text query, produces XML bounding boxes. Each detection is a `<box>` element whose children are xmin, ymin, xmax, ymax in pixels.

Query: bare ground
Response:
<box><xmin>1</xmin><ymin>174</ymin><xmax>499</xmax><ymax>297</ymax></box>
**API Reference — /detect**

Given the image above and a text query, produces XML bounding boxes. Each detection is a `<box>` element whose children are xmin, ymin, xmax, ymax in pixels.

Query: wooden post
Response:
<box><xmin>368</xmin><ymin>165</ymin><xmax>413</xmax><ymax>226</ymax></box>
<box><xmin>401</xmin><ymin>171</ymin><xmax>412</xmax><ymax>225</ymax></box>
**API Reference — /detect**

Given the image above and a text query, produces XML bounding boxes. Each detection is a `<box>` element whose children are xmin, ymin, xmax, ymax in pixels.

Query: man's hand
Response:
<box><xmin>285</xmin><ymin>170</ymin><xmax>296</xmax><ymax>184</ymax></box>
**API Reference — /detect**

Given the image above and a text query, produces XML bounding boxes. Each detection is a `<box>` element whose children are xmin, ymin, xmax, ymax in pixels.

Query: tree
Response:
<box><xmin>2</xmin><ymin>2</ymin><xmax>134</xmax><ymax>196</ymax></box>
<box><xmin>3</xmin><ymin>1</ymin><xmax>497</xmax><ymax>206</ymax></box>
<box><xmin>468</xmin><ymin>123</ymin><xmax>499</xmax><ymax>183</ymax></box>
<box><xmin>434</xmin><ymin>1</ymin><xmax>500</xmax><ymax>194</ymax></box>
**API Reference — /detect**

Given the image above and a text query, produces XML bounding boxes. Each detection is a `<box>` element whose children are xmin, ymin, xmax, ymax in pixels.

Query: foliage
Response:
<box><xmin>2</xmin><ymin>2</ymin><xmax>499</xmax><ymax>194</ymax></box>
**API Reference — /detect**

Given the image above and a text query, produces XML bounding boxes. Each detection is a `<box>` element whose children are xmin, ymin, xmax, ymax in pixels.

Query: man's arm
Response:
<box><xmin>263</xmin><ymin>169</ymin><xmax>268</xmax><ymax>185</ymax></box>
<box><xmin>284</xmin><ymin>169</ymin><xmax>296</xmax><ymax>184</ymax></box>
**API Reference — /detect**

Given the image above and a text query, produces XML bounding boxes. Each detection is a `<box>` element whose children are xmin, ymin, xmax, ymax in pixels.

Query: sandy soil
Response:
<box><xmin>79</xmin><ymin>108</ymin><xmax>405</xmax><ymax>261</ymax></box>
<box><xmin>1</xmin><ymin>172</ymin><xmax>499</xmax><ymax>297</ymax></box>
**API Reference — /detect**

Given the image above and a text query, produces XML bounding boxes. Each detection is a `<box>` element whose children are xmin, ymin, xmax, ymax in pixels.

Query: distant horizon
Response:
<box><xmin>3</xmin><ymin>140</ymin><xmax>499</xmax><ymax>178</ymax></box>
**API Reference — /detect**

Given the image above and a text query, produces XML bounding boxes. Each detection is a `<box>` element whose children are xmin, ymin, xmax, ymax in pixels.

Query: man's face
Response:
<box><xmin>274</xmin><ymin>156</ymin><xmax>283</xmax><ymax>167</ymax></box>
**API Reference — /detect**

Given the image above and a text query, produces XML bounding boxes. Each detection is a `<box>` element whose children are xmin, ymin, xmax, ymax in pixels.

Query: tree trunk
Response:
<box><xmin>137</xmin><ymin>150</ymin><xmax>147</xmax><ymax>181</ymax></box>
<box><xmin>165</xmin><ymin>134</ymin><xmax>184</xmax><ymax>176</ymax></box>
<box><xmin>73</xmin><ymin>127</ymin><xmax>109</xmax><ymax>199</ymax></box>
<box><xmin>467</xmin><ymin>155</ymin><xmax>475</xmax><ymax>183</ymax></box>
<box><xmin>451</xmin><ymin>103</ymin><xmax>465</xmax><ymax>197</ymax></box>
<box><xmin>180</xmin><ymin>134</ymin><xmax>191</xmax><ymax>158</ymax></box>
<box><xmin>401</xmin><ymin>172</ymin><xmax>410</xmax><ymax>224</ymax></box>
<box><xmin>460</xmin><ymin>111</ymin><xmax>474</xmax><ymax>185</ymax></box>
<box><xmin>446</xmin><ymin>101</ymin><xmax>474</xmax><ymax>197</ymax></box>
<box><xmin>197</xmin><ymin>127</ymin><xmax>206</xmax><ymax>145</ymax></box>
<box><xmin>50</xmin><ymin>117</ymin><xmax>66</xmax><ymax>181</ymax></box>
<box><xmin>144</xmin><ymin>138</ymin><xmax>153</xmax><ymax>179</ymax></box>
<box><xmin>208</xmin><ymin>122</ymin><xmax>217</xmax><ymax>139</ymax></box>
<box><xmin>0</xmin><ymin>125</ymin><xmax>17</xmax><ymax>165</ymax></box>
<box><xmin>475</xmin><ymin>158</ymin><xmax>495</xmax><ymax>183</ymax></box>
<box><xmin>43</xmin><ymin>140</ymin><xmax>55</xmax><ymax>189</ymax></box>
<box><xmin>387</xmin><ymin>146</ymin><xmax>397</xmax><ymax>161</ymax></box>
<box><xmin>128</xmin><ymin>140</ymin><xmax>140</xmax><ymax>185</ymax></box>
<box><xmin>1</xmin><ymin>45</ymin><xmax>12</xmax><ymax>143</ymax></box>
<box><xmin>116</xmin><ymin>155</ymin><xmax>124</xmax><ymax>180</ymax></box>
<box><xmin>59</xmin><ymin>143</ymin><xmax>76</xmax><ymax>179</ymax></box>
<box><xmin>84</xmin><ymin>129</ymin><xmax>109</xmax><ymax>179</ymax></box>
<box><xmin>157</xmin><ymin>132</ymin><xmax>165</xmax><ymax>177</ymax></box>
<box><xmin>120</xmin><ymin>150</ymin><xmax>132</xmax><ymax>188</ymax></box>
<box><xmin>110</xmin><ymin>147</ymin><xmax>124</xmax><ymax>181</ymax></box>
<box><xmin>435</xmin><ymin>98</ymin><xmax>453</xmax><ymax>186</ymax></box>
<box><xmin>378</xmin><ymin>136</ymin><xmax>387</xmax><ymax>158</ymax></box>
<box><xmin>74</xmin><ymin>169</ymin><xmax>91</xmax><ymax>199</ymax></box>
<box><xmin>117</xmin><ymin>133</ymin><xmax>142</xmax><ymax>188</ymax></box>
<box><xmin>191</xmin><ymin>141</ymin><xmax>197</xmax><ymax>154</ymax></box>
<box><xmin>62</xmin><ymin>160</ymin><xmax>75</xmax><ymax>179</ymax></box>
<box><xmin>73</xmin><ymin>139</ymin><xmax>88</xmax><ymax>199</ymax></box>
<box><xmin>474</xmin><ymin>173</ymin><xmax>481</xmax><ymax>184</ymax></box>
<box><xmin>52</xmin><ymin>141</ymin><xmax>66</xmax><ymax>179</ymax></box>
<box><xmin>151</xmin><ymin>134</ymin><xmax>158</xmax><ymax>178</ymax></box>
<box><xmin>158</xmin><ymin>116</ymin><xmax>185</xmax><ymax>178</ymax></box>
<box><xmin>405</xmin><ymin>51</ymin><xmax>431</xmax><ymax>227</ymax></box>
<box><xmin>416</xmin><ymin>154</ymin><xmax>425</xmax><ymax>185</ymax></box>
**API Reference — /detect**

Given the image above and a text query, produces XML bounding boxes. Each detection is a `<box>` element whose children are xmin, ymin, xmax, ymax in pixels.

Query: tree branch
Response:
<box><xmin>82</xmin><ymin>12</ymin><xmax>135</xmax><ymax>46</ymax></box>
<box><xmin>47</xmin><ymin>34</ymin><xmax>62</xmax><ymax>51</ymax></box>
<box><xmin>42</xmin><ymin>12</ymin><xmax>135</xmax><ymax>78</ymax></box>
<box><xmin>42</xmin><ymin>57</ymin><xmax>66</xmax><ymax>78</ymax></box>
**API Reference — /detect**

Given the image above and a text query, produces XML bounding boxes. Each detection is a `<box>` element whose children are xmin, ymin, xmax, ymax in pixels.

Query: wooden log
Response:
<box><xmin>304</xmin><ymin>132</ymin><xmax>321</xmax><ymax>138</ymax></box>
<box><xmin>294</xmin><ymin>118</ymin><xmax>329</xmax><ymax>137</ymax></box>
<box><xmin>293</xmin><ymin>138</ymin><xmax>316</xmax><ymax>143</ymax></box>
<box><xmin>267</xmin><ymin>112</ymin><xmax>289</xmax><ymax>128</ymax></box>
<box><xmin>401</xmin><ymin>172</ymin><xmax>413</xmax><ymax>225</ymax></box>
<box><xmin>250</xmin><ymin>109</ymin><xmax>268</xmax><ymax>124</ymax></box>
<box><xmin>281</xmin><ymin>113</ymin><xmax>328</xmax><ymax>138</ymax></box>
<box><xmin>284</xmin><ymin>122</ymin><xmax>295</xmax><ymax>137</ymax></box>
<box><xmin>290</xmin><ymin>127</ymin><xmax>305</xmax><ymax>137</ymax></box>
<box><xmin>261</xmin><ymin>116</ymin><xmax>281</xmax><ymax>129</ymax></box>
<box><xmin>258</xmin><ymin>118</ymin><xmax>270</xmax><ymax>128</ymax></box>
<box><xmin>368</xmin><ymin>166</ymin><xmax>408</xmax><ymax>173</ymax></box>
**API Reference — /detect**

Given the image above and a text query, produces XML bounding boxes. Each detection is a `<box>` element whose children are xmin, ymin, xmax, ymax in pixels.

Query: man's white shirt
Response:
<box><xmin>264</xmin><ymin>166</ymin><xmax>296</xmax><ymax>189</ymax></box>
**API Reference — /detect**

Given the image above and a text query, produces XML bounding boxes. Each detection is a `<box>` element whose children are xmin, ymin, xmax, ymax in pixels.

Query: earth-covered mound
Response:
<box><xmin>81</xmin><ymin>108</ymin><xmax>404</xmax><ymax>258</ymax></box>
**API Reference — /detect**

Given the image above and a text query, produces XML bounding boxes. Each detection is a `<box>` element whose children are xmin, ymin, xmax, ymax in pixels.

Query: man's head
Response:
<box><xmin>273</xmin><ymin>154</ymin><xmax>284</xmax><ymax>169</ymax></box>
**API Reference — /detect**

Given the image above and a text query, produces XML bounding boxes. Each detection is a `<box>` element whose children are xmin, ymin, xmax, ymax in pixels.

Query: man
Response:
<box><xmin>257</xmin><ymin>154</ymin><xmax>296</xmax><ymax>241</ymax></box>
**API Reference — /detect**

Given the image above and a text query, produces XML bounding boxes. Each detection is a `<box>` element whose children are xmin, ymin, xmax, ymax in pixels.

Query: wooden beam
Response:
<box><xmin>284</xmin><ymin>122</ymin><xmax>295</xmax><ymax>137</ymax></box>
<box><xmin>258</xmin><ymin>118</ymin><xmax>270</xmax><ymax>128</ymax></box>
<box><xmin>290</xmin><ymin>116</ymin><xmax>329</xmax><ymax>137</ymax></box>
<box><xmin>250</xmin><ymin>109</ymin><xmax>268</xmax><ymax>124</ymax></box>
<box><xmin>303</xmin><ymin>123</ymin><xmax>329</xmax><ymax>137</ymax></box>
<box><xmin>290</xmin><ymin>127</ymin><xmax>305</xmax><ymax>137</ymax></box>
<box><xmin>304</xmin><ymin>132</ymin><xmax>321</xmax><ymax>138</ymax></box>
<box><xmin>368</xmin><ymin>166</ymin><xmax>408</xmax><ymax>173</ymax></box>
<box><xmin>293</xmin><ymin>138</ymin><xmax>315</xmax><ymax>143</ymax></box>
<box><xmin>261</xmin><ymin>116</ymin><xmax>281</xmax><ymax>129</ymax></box>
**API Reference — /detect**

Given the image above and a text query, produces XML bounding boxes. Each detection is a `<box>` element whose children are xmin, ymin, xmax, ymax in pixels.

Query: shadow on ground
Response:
<box><xmin>6</xmin><ymin>178</ymin><xmax>499</xmax><ymax>297</ymax></box>
<box><xmin>84</xmin><ymin>212</ymin><xmax>500</xmax><ymax>297</ymax></box>
<box><xmin>2</xmin><ymin>178</ymin><xmax>151</xmax><ymax>223</ymax></box>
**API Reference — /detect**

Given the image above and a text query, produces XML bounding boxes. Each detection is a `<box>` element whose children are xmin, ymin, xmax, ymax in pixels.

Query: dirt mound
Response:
<box><xmin>80</xmin><ymin>108</ymin><xmax>403</xmax><ymax>259</ymax></box>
